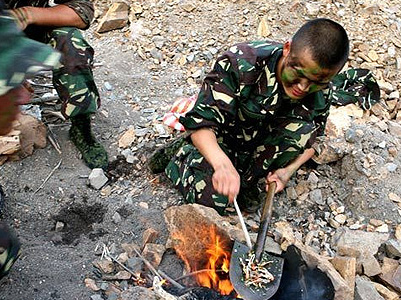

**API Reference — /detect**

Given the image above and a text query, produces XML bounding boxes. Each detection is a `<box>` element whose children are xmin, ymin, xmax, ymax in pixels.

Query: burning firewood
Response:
<box><xmin>239</xmin><ymin>252</ymin><xmax>275</xmax><ymax>289</ymax></box>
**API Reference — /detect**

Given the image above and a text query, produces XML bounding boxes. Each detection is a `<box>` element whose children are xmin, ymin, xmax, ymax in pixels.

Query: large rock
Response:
<box><xmin>164</xmin><ymin>204</ymin><xmax>245</xmax><ymax>271</ymax></box>
<box><xmin>97</xmin><ymin>2</ymin><xmax>130</xmax><ymax>33</ymax></box>
<box><xmin>313</xmin><ymin>104</ymin><xmax>363</xmax><ymax>164</ymax></box>
<box><xmin>332</xmin><ymin>228</ymin><xmax>389</xmax><ymax>276</ymax></box>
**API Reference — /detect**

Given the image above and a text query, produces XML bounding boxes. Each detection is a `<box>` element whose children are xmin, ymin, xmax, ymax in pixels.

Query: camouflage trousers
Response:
<box><xmin>165</xmin><ymin>118</ymin><xmax>318</xmax><ymax>215</ymax></box>
<box><xmin>0</xmin><ymin>222</ymin><xmax>21</xmax><ymax>280</ymax></box>
<box><xmin>26</xmin><ymin>26</ymin><xmax>100</xmax><ymax>118</ymax></box>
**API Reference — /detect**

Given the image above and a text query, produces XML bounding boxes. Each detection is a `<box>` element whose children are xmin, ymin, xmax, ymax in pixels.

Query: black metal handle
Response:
<box><xmin>254</xmin><ymin>181</ymin><xmax>276</xmax><ymax>262</ymax></box>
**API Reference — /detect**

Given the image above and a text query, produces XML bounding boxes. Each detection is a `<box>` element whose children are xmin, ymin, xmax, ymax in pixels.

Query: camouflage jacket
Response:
<box><xmin>4</xmin><ymin>0</ymin><xmax>94</xmax><ymax>28</ymax></box>
<box><xmin>181</xmin><ymin>41</ymin><xmax>331</xmax><ymax>152</ymax></box>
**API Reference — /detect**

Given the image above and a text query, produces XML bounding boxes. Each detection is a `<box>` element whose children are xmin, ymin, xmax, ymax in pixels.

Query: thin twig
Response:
<box><xmin>48</xmin><ymin>135</ymin><xmax>62</xmax><ymax>154</ymax></box>
<box><xmin>102</xmin><ymin>246</ymin><xmax>140</xmax><ymax>280</ymax></box>
<box><xmin>33</xmin><ymin>159</ymin><xmax>62</xmax><ymax>194</ymax></box>
<box><xmin>46</xmin><ymin>125</ymin><xmax>62</xmax><ymax>154</ymax></box>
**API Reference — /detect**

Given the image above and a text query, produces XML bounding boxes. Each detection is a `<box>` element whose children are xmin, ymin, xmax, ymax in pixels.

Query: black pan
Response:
<box><xmin>229</xmin><ymin>182</ymin><xmax>284</xmax><ymax>300</ymax></box>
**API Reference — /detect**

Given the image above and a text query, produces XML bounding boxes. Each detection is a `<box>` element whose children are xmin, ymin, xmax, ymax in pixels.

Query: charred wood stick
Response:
<box><xmin>132</xmin><ymin>245</ymin><xmax>184</xmax><ymax>290</ymax></box>
<box><xmin>174</xmin><ymin>269</ymin><xmax>226</xmax><ymax>282</ymax></box>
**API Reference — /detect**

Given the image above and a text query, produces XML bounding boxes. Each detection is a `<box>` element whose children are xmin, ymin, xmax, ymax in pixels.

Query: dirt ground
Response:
<box><xmin>1</xmin><ymin>0</ymin><xmax>401</xmax><ymax>299</ymax></box>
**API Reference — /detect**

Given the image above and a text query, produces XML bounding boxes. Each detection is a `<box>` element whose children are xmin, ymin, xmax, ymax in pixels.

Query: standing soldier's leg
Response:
<box><xmin>165</xmin><ymin>143</ymin><xmax>230</xmax><ymax>215</ymax></box>
<box><xmin>49</xmin><ymin>27</ymin><xmax>108</xmax><ymax>169</ymax></box>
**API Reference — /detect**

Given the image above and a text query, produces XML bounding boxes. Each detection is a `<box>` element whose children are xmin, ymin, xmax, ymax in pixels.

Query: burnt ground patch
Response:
<box><xmin>53</xmin><ymin>202</ymin><xmax>107</xmax><ymax>245</ymax></box>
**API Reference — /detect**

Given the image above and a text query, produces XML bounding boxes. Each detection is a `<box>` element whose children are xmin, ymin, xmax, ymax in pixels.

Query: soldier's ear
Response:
<box><xmin>283</xmin><ymin>40</ymin><xmax>291</xmax><ymax>57</ymax></box>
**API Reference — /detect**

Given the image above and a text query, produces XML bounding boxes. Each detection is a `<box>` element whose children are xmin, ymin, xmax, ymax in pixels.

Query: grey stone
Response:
<box><xmin>385</xmin><ymin>239</ymin><xmax>401</xmax><ymax>258</ymax></box>
<box><xmin>388</xmin><ymin>121</ymin><xmax>401</xmax><ymax>137</ymax></box>
<box><xmin>88</xmin><ymin>168</ymin><xmax>108</xmax><ymax>190</ymax></box>
<box><xmin>90</xmin><ymin>295</ymin><xmax>103</xmax><ymax>300</ymax></box>
<box><xmin>355</xmin><ymin>276</ymin><xmax>385</xmax><ymax>300</ymax></box>
<box><xmin>112</xmin><ymin>212</ymin><xmax>122</xmax><ymax>224</ymax></box>
<box><xmin>345</xmin><ymin>128</ymin><xmax>357</xmax><ymax>143</ymax></box>
<box><xmin>127</xmin><ymin>257</ymin><xmax>144</xmax><ymax>272</ymax></box>
<box><xmin>386</xmin><ymin>163</ymin><xmax>398</xmax><ymax>172</ymax></box>
<box><xmin>310</xmin><ymin>189</ymin><xmax>324</xmax><ymax>205</ymax></box>
<box><xmin>104</xmin><ymin>81</ymin><xmax>113</xmax><ymax>91</ymax></box>
<box><xmin>120</xmin><ymin>286</ymin><xmax>159</xmax><ymax>300</ymax></box>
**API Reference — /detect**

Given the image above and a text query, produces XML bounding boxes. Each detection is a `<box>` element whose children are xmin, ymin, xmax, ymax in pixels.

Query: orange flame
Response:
<box><xmin>172</xmin><ymin>224</ymin><xmax>235</xmax><ymax>296</ymax></box>
<box><xmin>196</xmin><ymin>227</ymin><xmax>233</xmax><ymax>295</ymax></box>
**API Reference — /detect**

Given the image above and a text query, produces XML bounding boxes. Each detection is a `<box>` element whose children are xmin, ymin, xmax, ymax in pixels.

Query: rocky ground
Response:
<box><xmin>1</xmin><ymin>0</ymin><xmax>401</xmax><ymax>299</ymax></box>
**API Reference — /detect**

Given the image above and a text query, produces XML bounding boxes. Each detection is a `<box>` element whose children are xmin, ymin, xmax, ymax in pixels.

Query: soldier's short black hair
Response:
<box><xmin>291</xmin><ymin>18</ymin><xmax>349</xmax><ymax>69</ymax></box>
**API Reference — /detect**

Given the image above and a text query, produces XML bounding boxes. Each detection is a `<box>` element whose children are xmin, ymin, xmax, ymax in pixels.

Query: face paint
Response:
<box><xmin>278</xmin><ymin>49</ymin><xmax>337</xmax><ymax>100</ymax></box>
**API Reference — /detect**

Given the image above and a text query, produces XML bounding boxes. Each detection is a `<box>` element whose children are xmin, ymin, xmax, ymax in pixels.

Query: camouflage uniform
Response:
<box><xmin>165</xmin><ymin>41</ymin><xmax>379</xmax><ymax>215</ymax></box>
<box><xmin>0</xmin><ymin>2</ymin><xmax>60</xmax><ymax>278</ymax></box>
<box><xmin>5</xmin><ymin>0</ymin><xmax>99</xmax><ymax>118</ymax></box>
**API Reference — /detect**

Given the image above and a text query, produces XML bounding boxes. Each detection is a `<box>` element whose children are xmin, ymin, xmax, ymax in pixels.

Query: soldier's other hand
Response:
<box><xmin>266</xmin><ymin>168</ymin><xmax>291</xmax><ymax>193</ymax></box>
<box><xmin>212</xmin><ymin>163</ymin><xmax>240</xmax><ymax>204</ymax></box>
<box><xmin>0</xmin><ymin>86</ymin><xmax>31</xmax><ymax>135</ymax></box>
<box><xmin>9</xmin><ymin>7</ymin><xmax>33</xmax><ymax>30</ymax></box>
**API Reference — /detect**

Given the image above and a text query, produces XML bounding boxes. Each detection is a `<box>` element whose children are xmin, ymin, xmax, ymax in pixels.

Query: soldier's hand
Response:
<box><xmin>8</xmin><ymin>7</ymin><xmax>34</xmax><ymax>30</ymax></box>
<box><xmin>266</xmin><ymin>169</ymin><xmax>291</xmax><ymax>193</ymax></box>
<box><xmin>0</xmin><ymin>86</ymin><xmax>31</xmax><ymax>135</ymax></box>
<box><xmin>212</xmin><ymin>163</ymin><xmax>240</xmax><ymax>204</ymax></box>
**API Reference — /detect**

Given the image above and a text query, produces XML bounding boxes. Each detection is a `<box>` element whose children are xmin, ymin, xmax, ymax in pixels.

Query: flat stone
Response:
<box><xmin>361</xmin><ymin>255</ymin><xmax>382</xmax><ymax>277</ymax></box>
<box><xmin>97</xmin><ymin>2</ymin><xmax>129</xmax><ymax>33</ymax></box>
<box><xmin>371</xmin><ymin>282</ymin><xmax>400</xmax><ymax>300</ymax></box>
<box><xmin>142</xmin><ymin>228</ymin><xmax>159</xmax><ymax>250</ymax></box>
<box><xmin>395</xmin><ymin>224</ymin><xmax>401</xmax><ymax>241</ymax></box>
<box><xmin>141</xmin><ymin>243</ymin><xmax>166</xmax><ymax>269</ymax></box>
<box><xmin>330</xmin><ymin>256</ymin><xmax>356</xmax><ymax>299</ymax></box>
<box><xmin>286</xmin><ymin>186</ymin><xmax>298</xmax><ymax>200</ymax></box>
<box><xmin>355</xmin><ymin>276</ymin><xmax>385</xmax><ymax>300</ymax></box>
<box><xmin>379</xmin><ymin>257</ymin><xmax>401</xmax><ymax>293</ymax></box>
<box><xmin>93</xmin><ymin>259</ymin><xmax>114</xmax><ymax>274</ymax></box>
<box><xmin>310</xmin><ymin>189</ymin><xmax>324</xmax><ymax>205</ymax></box>
<box><xmin>120</xmin><ymin>286</ymin><xmax>159</xmax><ymax>300</ymax></box>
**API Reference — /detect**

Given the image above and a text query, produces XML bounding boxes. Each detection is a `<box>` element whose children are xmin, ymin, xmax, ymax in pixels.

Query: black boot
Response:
<box><xmin>69</xmin><ymin>114</ymin><xmax>108</xmax><ymax>170</ymax></box>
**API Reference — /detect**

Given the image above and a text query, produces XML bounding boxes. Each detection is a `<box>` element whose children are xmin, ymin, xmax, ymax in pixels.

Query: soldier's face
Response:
<box><xmin>278</xmin><ymin>41</ymin><xmax>340</xmax><ymax>100</ymax></box>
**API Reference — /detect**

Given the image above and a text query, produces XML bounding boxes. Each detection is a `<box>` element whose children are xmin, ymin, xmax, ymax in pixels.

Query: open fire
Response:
<box><xmin>172</xmin><ymin>224</ymin><xmax>237</xmax><ymax>297</ymax></box>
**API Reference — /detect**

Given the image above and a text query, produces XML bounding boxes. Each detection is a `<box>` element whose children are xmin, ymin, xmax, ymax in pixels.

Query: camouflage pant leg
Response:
<box><xmin>165</xmin><ymin>143</ymin><xmax>229</xmax><ymax>215</ymax></box>
<box><xmin>0</xmin><ymin>223</ymin><xmax>21</xmax><ymax>279</ymax></box>
<box><xmin>242</xmin><ymin>118</ymin><xmax>318</xmax><ymax>183</ymax></box>
<box><xmin>49</xmin><ymin>27</ymin><xmax>100</xmax><ymax>118</ymax></box>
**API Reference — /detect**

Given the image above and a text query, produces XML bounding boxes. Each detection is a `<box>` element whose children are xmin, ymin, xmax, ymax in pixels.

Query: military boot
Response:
<box><xmin>69</xmin><ymin>114</ymin><xmax>108</xmax><ymax>170</ymax></box>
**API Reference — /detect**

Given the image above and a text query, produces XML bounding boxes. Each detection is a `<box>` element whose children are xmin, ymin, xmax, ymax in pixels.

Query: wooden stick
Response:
<box><xmin>174</xmin><ymin>269</ymin><xmax>226</xmax><ymax>282</ymax></box>
<box><xmin>33</xmin><ymin>159</ymin><xmax>62</xmax><ymax>194</ymax></box>
<box><xmin>132</xmin><ymin>245</ymin><xmax>185</xmax><ymax>290</ymax></box>
<box><xmin>47</xmin><ymin>135</ymin><xmax>62</xmax><ymax>155</ymax></box>
<box><xmin>234</xmin><ymin>197</ymin><xmax>253</xmax><ymax>249</ymax></box>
